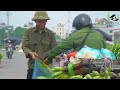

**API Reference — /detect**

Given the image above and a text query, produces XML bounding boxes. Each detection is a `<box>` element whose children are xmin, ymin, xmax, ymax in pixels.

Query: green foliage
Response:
<box><xmin>107</xmin><ymin>43</ymin><xmax>120</xmax><ymax>60</ymax></box>
<box><xmin>0</xmin><ymin>53</ymin><xmax>3</xmax><ymax>60</ymax></box>
<box><xmin>0</xmin><ymin>28</ymin><xmax>7</xmax><ymax>46</ymax></box>
<box><xmin>114</xmin><ymin>41</ymin><xmax>120</xmax><ymax>44</ymax></box>
<box><xmin>0</xmin><ymin>26</ymin><xmax>27</xmax><ymax>47</ymax></box>
<box><xmin>23</xmin><ymin>24</ymin><xmax>27</xmax><ymax>27</ymax></box>
<box><xmin>0</xmin><ymin>45</ymin><xmax>3</xmax><ymax>49</ymax></box>
<box><xmin>106</xmin><ymin>43</ymin><xmax>113</xmax><ymax>49</ymax></box>
<box><xmin>14</xmin><ymin>26</ymin><xmax>27</xmax><ymax>39</ymax></box>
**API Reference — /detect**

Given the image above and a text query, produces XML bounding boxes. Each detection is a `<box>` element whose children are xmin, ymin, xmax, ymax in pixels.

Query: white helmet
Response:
<box><xmin>8</xmin><ymin>40</ymin><xmax>11</xmax><ymax>43</ymax></box>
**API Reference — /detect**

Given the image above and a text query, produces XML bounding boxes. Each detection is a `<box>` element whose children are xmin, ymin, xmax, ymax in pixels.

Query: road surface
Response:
<box><xmin>0</xmin><ymin>50</ymin><xmax>28</xmax><ymax>79</ymax></box>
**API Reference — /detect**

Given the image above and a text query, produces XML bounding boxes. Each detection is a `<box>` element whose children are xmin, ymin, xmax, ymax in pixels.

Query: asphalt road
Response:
<box><xmin>0</xmin><ymin>50</ymin><xmax>28</xmax><ymax>79</ymax></box>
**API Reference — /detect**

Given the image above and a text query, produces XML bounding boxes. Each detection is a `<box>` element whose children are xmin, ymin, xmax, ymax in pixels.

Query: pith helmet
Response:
<box><xmin>32</xmin><ymin>11</ymin><xmax>50</xmax><ymax>21</ymax></box>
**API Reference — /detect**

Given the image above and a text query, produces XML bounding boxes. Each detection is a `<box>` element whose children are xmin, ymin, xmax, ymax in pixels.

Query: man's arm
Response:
<box><xmin>46</xmin><ymin>36</ymin><xmax>75</xmax><ymax>64</ymax></box>
<box><xmin>97</xmin><ymin>29</ymin><xmax>112</xmax><ymax>41</ymax></box>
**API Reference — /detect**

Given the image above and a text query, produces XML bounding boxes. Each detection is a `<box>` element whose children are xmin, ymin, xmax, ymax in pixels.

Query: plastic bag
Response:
<box><xmin>100</xmin><ymin>48</ymin><xmax>116</xmax><ymax>61</ymax></box>
<box><xmin>76</xmin><ymin>46</ymin><xmax>102</xmax><ymax>59</ymax></box>
<box><xmin>32</xmin><ymin>60</ymin><xmax>54</xmax><ymax>79</ymax></box>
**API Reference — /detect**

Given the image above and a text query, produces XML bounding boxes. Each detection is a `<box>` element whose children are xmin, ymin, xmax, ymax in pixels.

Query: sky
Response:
<box><xmin>0</xmin><ymin>11</ymin><xmax>120</xmax><ymax>33</ymax></box>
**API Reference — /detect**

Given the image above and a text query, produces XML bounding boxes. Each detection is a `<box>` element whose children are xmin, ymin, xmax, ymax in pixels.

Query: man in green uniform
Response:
<box><xmin>45</xmin><ymin>13</ymin><xmax>107</xmax><ymax>64</ymax></box>
<box><xmin>22</xmin><ymin>11</ymin><xmax>57</xmax><ymax>79</ymax></box>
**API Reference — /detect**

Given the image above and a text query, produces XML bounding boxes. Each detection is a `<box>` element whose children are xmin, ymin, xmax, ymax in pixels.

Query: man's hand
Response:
<box><xmin>29</xmin><ymin>52</ymin><xmax>38</xmax><ymax>60</ymax></box>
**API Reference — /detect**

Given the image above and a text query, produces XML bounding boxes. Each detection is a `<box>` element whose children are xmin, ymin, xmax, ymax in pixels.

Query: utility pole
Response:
<box><xmin>6</xmin><ymin>11</ymin><xmax>11</xmax><ymax>27</ymax></box>
<box><xmin>107</xmin><ymin>12</ymin><xmax>111</xmax><ymax>28</ymax></box>
<box><xmin>6</xmin><ymin>11</ymin><xmax>11</xmax><ymax>38</ymax></box>
<box><xmin>68</xmin><ymin>11</ymin><xmax>70</xmax><ymax>36</ymax></box>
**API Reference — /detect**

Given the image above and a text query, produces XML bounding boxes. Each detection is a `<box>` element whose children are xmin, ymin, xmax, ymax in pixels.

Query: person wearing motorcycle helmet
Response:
<box><xmin>8</xmin><ymin>40</ymin><xmax>11</xmax><ymax>43</ymax></box>
<box><xmin>45</xmin><ymin>13</ymin><xmax>107</xmax><ymax>64</ymax></box>
<box><xmin>5</xmin><ymin>40</ymin><xmax>14</xmax><ymax>58</ymax></box>
<box><xmin>6</xmin><ymin>40</ymin><xmax>12</xmax><ymax>50</ymax></box>
<box><xmin>71</xmin><ymin>14</ymin><xmax>112</xmax><ymax>41</ymax></box>
<box><xmin>22</xmin><ymin>11</ymin><xmax>57</xmax><ymax>79</ymax></box>
<box><xmin>72</xmin><ymin>13</ymin><xmax>93</xmax><ymax>30</ymax></box>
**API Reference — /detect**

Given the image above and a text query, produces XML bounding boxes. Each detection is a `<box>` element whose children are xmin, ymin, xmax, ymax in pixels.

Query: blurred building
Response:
<box><xmin>0</xmin><ymin>22</ymin><xmax>6</xmax><ymax>29</ymax></box>
<box><xmin>56</xmin><ymin>23</ymin><xmax>67</xmax><ymax>39</ymax></box>
<box><xmin>5</xmin><ymin>26</ymin><xmax>14</xmax><ymax>30</ymax></box>
<box><xmin>27</xmin><ymin>22</ymin><xmax>34</xmax><ymax>29</ymax></box>
<box><xmin>24</xmin><ymin>22</ymin><xmax>34</xmax><ymax>29</ymax></box>
<box><xmin>93</xmin><ymin>17</ymin><xmax>120</xmax><ymax>44</ymax></box>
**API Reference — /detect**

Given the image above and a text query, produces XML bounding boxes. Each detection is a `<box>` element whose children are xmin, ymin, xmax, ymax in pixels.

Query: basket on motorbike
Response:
<box><xmin>63</xmin><ymin>58</ymin><xmax>113</xmax><ymax>76</ymax></box>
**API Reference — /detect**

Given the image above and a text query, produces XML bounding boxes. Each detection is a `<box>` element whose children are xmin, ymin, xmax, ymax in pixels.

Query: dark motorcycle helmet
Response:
<box><xmin>72</xmin><ymin>14</ymin><xmax>93</xmax><ymax>30</ymax></box>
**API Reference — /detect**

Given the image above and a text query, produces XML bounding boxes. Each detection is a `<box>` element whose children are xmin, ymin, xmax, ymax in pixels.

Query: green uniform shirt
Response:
<box><xmin>46</xmin><ymin>27</ymin><xmax>107</xmax><ymax>63</ymax></box>
<box><xmin>22</xmin><ymin>27</ymin><xmax>57</xmax><ymax>69</ymax></box>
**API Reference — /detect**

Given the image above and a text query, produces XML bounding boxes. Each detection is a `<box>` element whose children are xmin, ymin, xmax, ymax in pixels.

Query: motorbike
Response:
<box><xmin>6</xmin><ymin>45</ymin><xmax>13</xmax><ymax>59</ymax></box>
